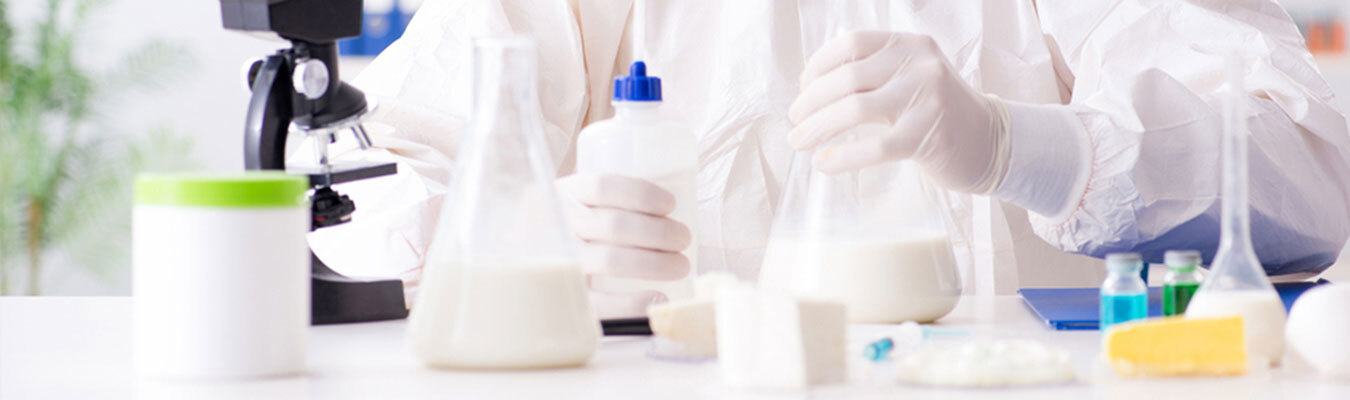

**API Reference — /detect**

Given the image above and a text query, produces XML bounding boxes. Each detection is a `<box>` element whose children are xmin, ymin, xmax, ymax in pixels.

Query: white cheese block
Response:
<box><xmin>648</xmin><ymin>298</ymin><xmax>718</xmax><ymax>358</ymax></box>
<box><xmin>715</xmin><ymin>286</ymin><xmax>846</xmax><ymax>389</ymax></box>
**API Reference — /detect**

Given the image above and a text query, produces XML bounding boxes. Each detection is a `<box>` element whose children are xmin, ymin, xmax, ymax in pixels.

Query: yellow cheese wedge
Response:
<box><xmin>1104</xmin><ymin>316</ymin><xmax>1248</xmax><ymax>377</ymax></box>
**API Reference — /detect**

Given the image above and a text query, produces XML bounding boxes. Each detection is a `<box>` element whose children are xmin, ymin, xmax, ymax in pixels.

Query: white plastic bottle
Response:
<box><xmin>576</xmin><ymin>61</ymin><xmax>699</xmax><ymax>303</ymax></box>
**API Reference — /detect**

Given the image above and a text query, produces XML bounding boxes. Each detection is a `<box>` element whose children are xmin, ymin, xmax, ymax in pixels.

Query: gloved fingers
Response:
<box><xmin>811</xmin><ymin>107</ymin><xmax>937</xmax><ymax>173</ymax></box>
<box><xmin>788</xmin><ymin>47</ymin><xmax>908</xmax><ymax>124</ymax></box>
<box><xmin>789</xmin><ymin>59</ymin><xmax>942</xmax><ymax>150</ymax></box>
<box><xmin>799</xmin><ymin>31</ymin><xmax>890</xmax><ymax>85</ymax></box>
<box><xmin>580</xmin><ymin>243</ymin><xmax>691</xmax><ymax>281</ymax></box>
<box><xmin>573</xmin><ymin>207</ymin><xmax>692</xmax><ymax>252</ymax></box>
<box><xmin>555</xmin><ymin>173</ymin><xmax>677</xmax><ymax>216</ymax></box>
<box><xmin>589</xmin><ymin>290</ymin><xmax>667</xmax><ymax>320</ymax></box>
<box><xmin>787</xmin><ymin>92</ymin><xmax>889</xmax><ymax>150</ymax></box>
<box><xmin>799</xmin><ymin>31</ymin><xmax>934</xmax><ymax>86</ymax></box>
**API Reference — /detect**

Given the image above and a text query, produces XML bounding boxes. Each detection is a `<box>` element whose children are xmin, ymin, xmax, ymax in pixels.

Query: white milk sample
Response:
<box><xmin>409</xmin><ymin>262</ymin><xmax>600</xmax><ymax>369</ymax></box>
<box><xmin>1185</xmin><ymin>290</ymin><xmax>1286</xmax><ymax>366</ymax></box>
<box><xmin>759</xmin><ymin>231</ymin><xmax>961</xmax><ymax>323</ymax></box>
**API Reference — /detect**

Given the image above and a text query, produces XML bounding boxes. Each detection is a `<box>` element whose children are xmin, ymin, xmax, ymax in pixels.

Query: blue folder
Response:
<box><xmin>1018</xmin><ymin>281</ymin><xmax>1325</xmax><ymax>331</ymax></box>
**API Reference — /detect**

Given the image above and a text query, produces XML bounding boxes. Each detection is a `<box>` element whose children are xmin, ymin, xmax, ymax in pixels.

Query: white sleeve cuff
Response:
<box><xmin>991</xmin><ymin>101</ymin><xmax>1092</xmax><ymax>221</ymax></box>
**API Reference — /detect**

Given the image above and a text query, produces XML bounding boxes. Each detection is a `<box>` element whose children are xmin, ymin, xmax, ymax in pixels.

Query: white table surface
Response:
<box><xmin>2</xmin><ymin>296</ymin><xmax>1347</xmax><ymax>399</ymax></box>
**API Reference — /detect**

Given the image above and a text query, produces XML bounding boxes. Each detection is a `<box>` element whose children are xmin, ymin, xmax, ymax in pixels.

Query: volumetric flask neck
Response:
<box><xmin>1201</xmin><ymin>57</ymin><xmax>1273</xmax><ymax>294</ymax></box>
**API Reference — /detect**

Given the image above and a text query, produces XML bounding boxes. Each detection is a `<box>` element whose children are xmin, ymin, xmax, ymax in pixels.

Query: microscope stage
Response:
<box><xmin>288</xmin><ymin>161</ymin><xmax>397</xmax><ymax>187</ymax></box>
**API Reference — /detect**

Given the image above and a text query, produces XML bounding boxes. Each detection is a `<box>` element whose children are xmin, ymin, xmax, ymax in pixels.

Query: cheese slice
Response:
<box><xmin>648</xmin><ymin>298</ymin><xmax>717</xmax><ymax>358</ymax></box>
<box><xmin>1104</xmin><ymin>316</ymin><xmax>1248</xmax><ymax>376</ymax></box>
<box><xmin>715</xmin><ymin>287</ymin><xmax>846</xmax><ymax>389</ymax></box>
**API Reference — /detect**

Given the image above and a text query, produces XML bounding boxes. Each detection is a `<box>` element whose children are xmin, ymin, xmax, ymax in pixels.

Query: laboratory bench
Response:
<box><xmin>2</xmin><ymin>296</ymin><xmax>1347</xmax><ymax>399</ymax></box>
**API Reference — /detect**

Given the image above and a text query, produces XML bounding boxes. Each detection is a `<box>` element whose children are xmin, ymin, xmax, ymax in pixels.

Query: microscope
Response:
<box><xmin>221</xmin><ymin>0</ymin><xmax>408</xmax><ymax>324</ymax></box>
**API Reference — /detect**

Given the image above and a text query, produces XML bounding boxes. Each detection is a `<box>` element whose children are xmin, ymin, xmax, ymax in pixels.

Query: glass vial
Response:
<box><xmin>1100</xmin><ymin>253</ymin><xmax>1148</xmax><ymax>332</ymax></box>
<box><xmin>1162</xmin><ymin>250</ymin><xmax>1203</xmax><ymax>316</ymax></box>
<box><xmin>408</xmin><ymin>36</ymin><xmax>599</xmax><ymax>369</ymax></box>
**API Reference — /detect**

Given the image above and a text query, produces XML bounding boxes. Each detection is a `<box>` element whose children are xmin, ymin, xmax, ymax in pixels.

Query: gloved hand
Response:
<box><xmin>788</xmin><ymin>31</ymin><xmax>1012</xmax><ymax>193</ymax></box>
<box><xmin>554</xmin><ymin>173</ymin><xmax>692</xmax><ymax>317</ymax></box>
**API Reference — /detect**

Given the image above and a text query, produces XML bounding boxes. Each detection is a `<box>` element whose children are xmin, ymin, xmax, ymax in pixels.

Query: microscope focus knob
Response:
<box><xmin>293</xmin><ymin>58</ymin><xmax>330</xmax><ymax>100</ymax></box>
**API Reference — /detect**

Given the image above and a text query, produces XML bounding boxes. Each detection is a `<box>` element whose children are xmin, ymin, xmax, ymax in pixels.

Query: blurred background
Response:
<box><xmin>1</xmin><ymin>0</ymin><xmax>1348</xmax><ymax>296</ymax></box>
<box><xmin>0</xmin><ymin>0</ymin><xmax>417</xmax><ymax>296</ymax></box>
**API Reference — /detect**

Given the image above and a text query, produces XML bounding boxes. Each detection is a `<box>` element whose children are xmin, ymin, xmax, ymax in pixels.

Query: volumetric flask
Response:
<box><xmin>409</xmin><ymin>36</ymin><xmax>600</xmax><ymax>369</ymax></box>
<box><xmin>1185</xmin><ymin>56</ymin><xmax>1284</xmax><ymax>366</ymax></box>
<box><xmin>760</xmin><ymin>126</ymin><xmax>962</xmax><ymax>323</ymax></box>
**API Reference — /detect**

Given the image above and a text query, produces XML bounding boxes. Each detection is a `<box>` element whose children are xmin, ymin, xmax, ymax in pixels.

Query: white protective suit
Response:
<box><xmin>305</xmin><ymin>0</ymin><xmax>1350</xmax><ymax>297</ymax></box>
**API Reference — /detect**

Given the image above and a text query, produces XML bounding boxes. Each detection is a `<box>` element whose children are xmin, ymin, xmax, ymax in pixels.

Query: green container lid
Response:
<box><xmin>135</xmin><ymin>172</ymin><xmax>308</xmax><ymax>208</ymax></box>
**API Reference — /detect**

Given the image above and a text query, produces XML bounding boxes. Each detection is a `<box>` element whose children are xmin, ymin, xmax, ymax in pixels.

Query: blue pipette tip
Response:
<box><xmin>864</xmin><ymin>337</ymin><xmax>895</xmax><ymax>361</ymax></box>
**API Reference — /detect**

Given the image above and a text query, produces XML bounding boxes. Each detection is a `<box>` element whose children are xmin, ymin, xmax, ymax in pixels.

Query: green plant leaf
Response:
<box><xmin>0</xmin><ymin>0</ymin><xmax>198</xmax><ymax>294</ymax></box>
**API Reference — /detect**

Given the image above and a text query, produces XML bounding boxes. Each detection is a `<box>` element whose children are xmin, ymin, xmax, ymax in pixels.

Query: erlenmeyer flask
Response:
<box><xmin>761</xmin><ymin>128</ymin><xmax>963</xmax><ymax>323</ymax></box>
<box><xmin>759</xmin><ymin>5</ymin><xmax>959</xmax><ymax>323</ymax></box>
<box><xmin>1185</xmin><ymin>57</ymin><xmax>1284</xmax><ymax>366</ymax></box>
<box><xmin>408</xmin><ymin>36</ymin><xmax>599</xmax><ymax>369</ymax></box>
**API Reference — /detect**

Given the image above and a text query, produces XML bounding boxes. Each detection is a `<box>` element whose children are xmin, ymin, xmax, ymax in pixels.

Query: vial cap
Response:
<box><xmin>613</xmin><ymin>61</ymin><xmax>662</xmax><ymax>102</ymax></box>
<box><xmin>1164</xmin><ymin>250</ymin><xmax>1202</xmax><ymax>271</ymax></box>
<box><xmin>1105</xmin><ymin>252</ymin><xmax>1143</xmax><ymax>274</ymax></box>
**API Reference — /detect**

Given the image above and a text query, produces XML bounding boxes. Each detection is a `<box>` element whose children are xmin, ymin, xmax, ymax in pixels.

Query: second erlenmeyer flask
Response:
<box><xmin>760</xmin><ymin>127</ymin><xmax>962</xmax><ymax>323</ymax></box>
<box><xmin>408</xmin><ymin>36</ymin><xmax>599</xmax><ymax>369</ymax></box>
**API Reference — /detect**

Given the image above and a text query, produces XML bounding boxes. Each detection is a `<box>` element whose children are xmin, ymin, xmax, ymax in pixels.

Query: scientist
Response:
<box><xmin>305</xmin><ymin>0</ymin><xmax>1350</xmax><ymax>317</ymax></box>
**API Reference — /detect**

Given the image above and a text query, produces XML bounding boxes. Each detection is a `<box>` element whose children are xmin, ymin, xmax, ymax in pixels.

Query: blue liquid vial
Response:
<box><xmin>1100</xmin><ymin>253</ymin><xmax>1148</xmax><ymax>332</ymax></box>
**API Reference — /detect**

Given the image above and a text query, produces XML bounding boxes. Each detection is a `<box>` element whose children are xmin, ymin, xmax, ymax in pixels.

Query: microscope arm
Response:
<box><xmin>244</xmin><ymin>55</ymin><xmax>292</xmax><ymax>170</ymax></box>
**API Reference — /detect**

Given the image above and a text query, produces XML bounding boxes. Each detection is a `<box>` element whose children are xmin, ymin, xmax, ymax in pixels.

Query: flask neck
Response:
<box><xmin>470</xmin><ymin>41</ymin><xmax>543</xmax><ymax>139</ymax></box>
<box><xmin>1216</xmin><ymin>72</ymin><xmax>1258</xmax><ymax>260</ymax></box>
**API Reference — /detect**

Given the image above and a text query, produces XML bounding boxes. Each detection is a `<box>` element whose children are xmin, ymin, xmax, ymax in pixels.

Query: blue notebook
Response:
<box><xmin>1018</xmin><ymin>281</ymin><xmax>1325</xmax><ymax>331</ymax></box>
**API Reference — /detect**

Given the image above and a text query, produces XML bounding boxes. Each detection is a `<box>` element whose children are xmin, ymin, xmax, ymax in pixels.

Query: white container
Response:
<box><xmin>133</xmin><ymin>172</ymin><xmax>310</xmax><ymax>380</ymax></box>
<box><xmin>576</xmin><ymin>61</ymin><xmax>700</xmax><ymax>303</ymax></box>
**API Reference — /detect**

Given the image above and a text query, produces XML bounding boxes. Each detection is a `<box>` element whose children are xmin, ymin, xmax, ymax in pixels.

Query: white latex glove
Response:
<box><xmin>555</xmin><ymin>173</ymin><xmax>693</xmax><ymax>317</ymax></box>
<box><xmin>788</xmin><ymin>31</ymin><xmax>1012</xmax><ymax>193</ymax></box>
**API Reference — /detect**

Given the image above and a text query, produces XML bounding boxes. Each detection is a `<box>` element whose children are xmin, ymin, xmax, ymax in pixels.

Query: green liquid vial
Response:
<box><xmin>1162</xmin><ymin>250</ymin><xmax>1204</xmax><ymax>316</ymax></box>
<box><xmin>1163</xmin><ymin>281</ymin><xmax>1199</xmax><ymax>316</ymax></box>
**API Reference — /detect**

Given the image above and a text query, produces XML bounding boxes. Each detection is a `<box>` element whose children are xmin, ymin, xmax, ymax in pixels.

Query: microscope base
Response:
<box><xmin>311</xmin><ymin>254</ymin><xmax>409</xmax><ymax>325</ymax></box>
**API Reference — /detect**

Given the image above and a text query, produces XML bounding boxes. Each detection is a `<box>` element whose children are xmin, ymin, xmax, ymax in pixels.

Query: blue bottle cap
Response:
<box><xmin>613</xmin><ymin>61</ymin><xmax>662</xmax><ymax>102</ymax></box>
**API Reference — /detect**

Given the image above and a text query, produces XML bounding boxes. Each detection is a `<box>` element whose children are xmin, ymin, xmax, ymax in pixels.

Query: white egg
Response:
<box><xmin>1286</xmin><ymin>284</ymin><xmax>1350</xmax><ymax>377</ymax></box>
